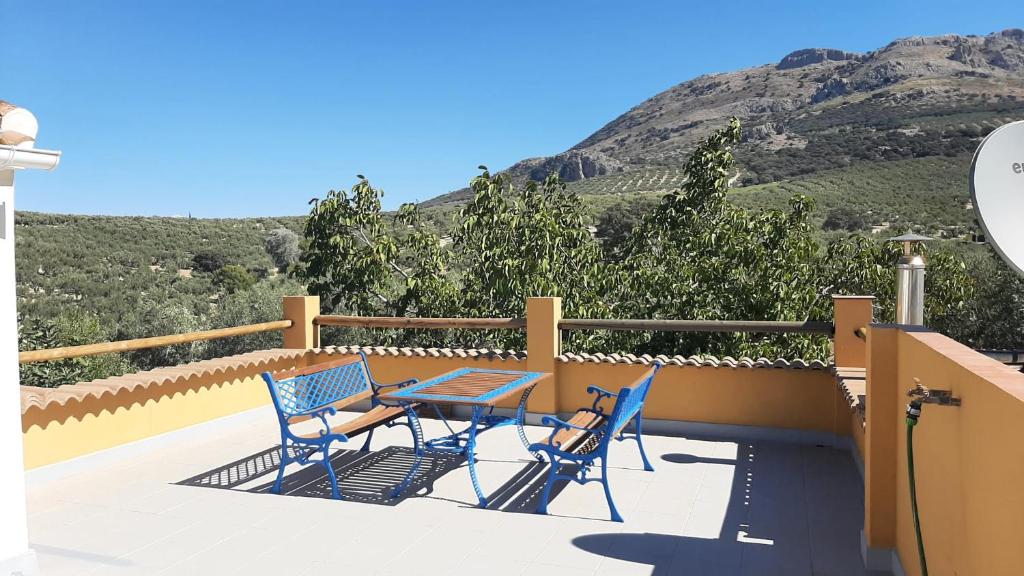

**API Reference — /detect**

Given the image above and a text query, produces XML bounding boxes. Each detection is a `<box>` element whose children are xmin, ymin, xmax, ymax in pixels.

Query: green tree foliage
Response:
<box><xmin>214</xmin><ymin>264</ymin><xmax>256</xmax><ymax>294</ymax></box>
<box><xmin>822</xmin><ymin>207</ymin><xmax>869</xmax><ymax>232</ymax></box>
<box><xmin>265</xmin><ymin>228</ymin><xmax>301</xmax><ymax>271</ymax></box>
<box><xmin>297</xmin><ymin>118</ymin><xmax>976</xmax><ymax>360</ymax></box>
<box><xmin>298</xmin><ymin>177</ymin><xmax>403</xmax><ymax>314</ymax></box>
<box><xmin>942</xmin><ymin>252</ymin><xmax>1024</xmax><ymax>349</ymax></box>
<box><xmin>18</xmin><ymin>310</ymin><xmax>135</xmax><ymax>388</ymax></box>
<box><xmin>607</xmin><ymin>119</ymin><xmax>827</xmax><ymax>357</ymax></box>
<box><xmin>207</xmin><ymin>277</ymin><xmax>307</xmax><ymax>358</ymax></box>
<box><xmin>125</xmin><ymin>302</ymin><xmax>208</xmax><ymax>368</ymax></box>
<box><xmin>192</xmin><ymin>251</ymin><xmax>228</xmax><ymax>273</ymax></box>
<box><xmin>455</xmin><ymin>170</ymin><xmax>608</xmax><ymax>322</ymax></box>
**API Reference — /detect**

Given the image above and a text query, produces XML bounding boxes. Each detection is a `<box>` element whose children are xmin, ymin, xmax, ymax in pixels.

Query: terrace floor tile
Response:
<box><xmin>24</xmin><ymin>405</ymin><xmax>875</xmax><ymax>576</ymax></box>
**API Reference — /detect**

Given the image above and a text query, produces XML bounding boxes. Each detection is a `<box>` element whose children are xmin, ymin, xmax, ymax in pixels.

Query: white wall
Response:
<box><xmin>0</xmin><ymin>171</ymin><xmax>36</xmax><ymax>574</ymax></box>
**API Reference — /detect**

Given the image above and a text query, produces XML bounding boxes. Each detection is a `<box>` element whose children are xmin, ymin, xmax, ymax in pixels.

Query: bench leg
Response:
<box><xmin>536</xmin><ymin>457</ymin><xmax>561</xmax><ymax>515</ymax></box>
<box><xmin>600</xmin><ymin>457</ymin><xmax>624</xmax><ymax>523</ymax></box>
<box><xmin>271</xmin><ymin>445</ymin><xmax>287</xmax><ymax>495</ymax></box>
<box><xmin>322</xmin><ymin>441</ymin><xmax>341</xmax><ymax>500</ymax></box>
<box><xmin>359</xmin><ymin>429</ymin><xmax>375</xmax><ymax>452</ymax></box>
<box><xmin>634</xmin><ymin>414</ymin><xmax>655</xmax><ymax>472</ymax></box>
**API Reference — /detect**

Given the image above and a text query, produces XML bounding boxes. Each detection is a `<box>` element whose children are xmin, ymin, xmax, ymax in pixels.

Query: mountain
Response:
<box><xmin>422</xmin><ymin>29</ymin><xmax>1024</xmax><ymax>215</ymax></box>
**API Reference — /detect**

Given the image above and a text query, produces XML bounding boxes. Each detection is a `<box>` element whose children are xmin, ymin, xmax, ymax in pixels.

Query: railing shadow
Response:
<box><xmin>176</xmin><ymin>445</ymin><xmax>464</xmax><ymax>506</ymax></box>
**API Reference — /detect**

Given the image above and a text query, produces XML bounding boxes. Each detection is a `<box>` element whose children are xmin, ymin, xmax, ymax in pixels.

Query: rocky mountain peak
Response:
<box><xmin>776</xmin><ymin>48</ymin><xmax>860</xmax><ymax>70</ymax></box>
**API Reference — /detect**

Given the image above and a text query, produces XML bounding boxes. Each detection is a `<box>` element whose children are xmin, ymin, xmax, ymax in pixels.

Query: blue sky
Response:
<box><xmin>4</xmin><ymin>1</ymin><xmax>1020</xmax><ymax>217</ymax></box>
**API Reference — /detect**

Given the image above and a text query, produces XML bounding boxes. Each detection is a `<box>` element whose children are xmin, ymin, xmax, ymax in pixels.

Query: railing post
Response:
<box><xmin>526</xmin><ymin>297</ymin><xmax>561</xmax><ymax>414</ymax></box>
<box><xmin>282</xmin><ymin>295</ymin><xmax>320</xmax><ymax>349</ymax></box>
<box><xmin>862</xmin><ymin>325</ymin><xmax>899</xmax><ymax>570</ymax></box>
<box><xmin>833</xmin><ymin>295</ymin><xmax>875</xmax><ymax>368</ymax></box>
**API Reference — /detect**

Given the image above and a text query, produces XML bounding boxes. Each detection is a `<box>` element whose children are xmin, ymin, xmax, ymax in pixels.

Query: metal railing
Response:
<box><xmin>559</xmin><ymin>319</ymin><xmax>834</xmax><ymax>335</ymax></box>
<box><xmin>314</xmin><ymin>315</ymin><xmax>526</xmax><ymax>330</ymax></box>
<box><xmin>18</xmin><ymin>320</ymin><xmax>293</xmax><ymax>364</ymax></box>
<box><xmin>313</xmin><ymin>315</ymin><xmax>833</xmax><ymax>335</ymax></box>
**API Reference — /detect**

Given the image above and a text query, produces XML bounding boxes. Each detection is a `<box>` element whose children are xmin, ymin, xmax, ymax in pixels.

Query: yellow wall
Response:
<box><xmin>23</xmin><ymin>349</ymin><xmax>850</xmax><ymax>469</ymax></box>
<box><xmin>555</xmin><ymin>362</ymin><xmax>847</xmax><ymax>434</ymax></box>
<box><xmin>21</xmin><ymin>357</ymin><xmax>305</xmax><ymax>469</ymax></box>
<box><xmin>888</xmin><ymin>330</ymin><xmax>1024</xmax><ymax>576</ymax></box>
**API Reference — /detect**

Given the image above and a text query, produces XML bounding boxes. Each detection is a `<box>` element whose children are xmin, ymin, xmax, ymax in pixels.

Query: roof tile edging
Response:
<box><xmin>20</xmin><ymin>348</ymin><xmax>307</xmax><ymax>416</ymax></box>
<box><xmin>556</xmin><ymin>352</ymin><xmax>830</xmax><ymax>370</ymax></box>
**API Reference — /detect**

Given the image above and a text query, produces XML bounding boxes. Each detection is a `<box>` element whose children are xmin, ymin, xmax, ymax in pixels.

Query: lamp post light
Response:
<box><xmin>890</xmin><ymin>233</ymin><xmax>931</xmax><ymax>326</ymax></box>
<box><xmin>0</xmin><ymin>101</ymin><xmax>61</xmax><ymax>576</ymax></box>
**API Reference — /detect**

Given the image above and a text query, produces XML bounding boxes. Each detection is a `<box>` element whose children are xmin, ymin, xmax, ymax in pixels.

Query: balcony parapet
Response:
<box><xmin>19</xmin><ymin>348</ymin><xmax>306</xmax><ymax>418</ymax></box>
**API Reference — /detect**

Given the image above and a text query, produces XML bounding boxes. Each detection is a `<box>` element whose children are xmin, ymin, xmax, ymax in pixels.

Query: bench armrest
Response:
<box><xmin>371</xmin><ymin>377</ymin><xmax>418</xmax><ymax>392</ymax></box>
<box><xmin>541</xmin><ymin>415</ymin><xmax>598</xmax><ymax>448</ymax></box>
<box><xmin>286</xmin><ymin>405</ymin><xmax>338</xmax><ymax>437</ymax></box>
<box><xmin>586</xmin><ymin>385</ymin><xmax>619</xmax><ymax>413</ymax></box>
<box><xmin>370</xmin><ymin>378</ymin><xmax>418</xmax><ymax>407</ymax></box>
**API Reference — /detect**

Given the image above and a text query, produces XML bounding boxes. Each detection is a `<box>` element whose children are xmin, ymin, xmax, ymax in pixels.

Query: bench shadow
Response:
<box><xmin>176</xmin><ymin>445</ymin><xmax>464</xmax><ymax>506</ymax></box>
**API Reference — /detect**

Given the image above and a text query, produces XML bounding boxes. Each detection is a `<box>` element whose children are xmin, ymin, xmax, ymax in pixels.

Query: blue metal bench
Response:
<box><xmin>529</xmin><ymin>364</ymin><xmax>661</xmax><ymax>522</ymax></box>
<box><xmin>261</xmin><ymin>353</ymin><xmax>418</xmax><ymax>499</ymax></box>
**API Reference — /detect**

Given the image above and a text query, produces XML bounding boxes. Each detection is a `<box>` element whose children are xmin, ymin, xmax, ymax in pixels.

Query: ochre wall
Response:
<box><xmin>23</xmin><ymin>349</ymin><xmax>849</xmax><ymax>470</ymax></box>
<box><xmin>864</xmin><ymin>326</ymin><xmax>1024</xmax><ymax>576</ymax></box>
<box><xmin>890</xmin><ymin>331</ymin><xmax>1024</xmax><ymax>576</ymax></box>
<box><xmin>21</xmin><ymin>353</ymin><xmax>307</xmax><ymax>469</ymax></box>
<box><xmin>554</xmin><ymin>361</ymin><xmax>846</xmax><ymax>434</ymax></box>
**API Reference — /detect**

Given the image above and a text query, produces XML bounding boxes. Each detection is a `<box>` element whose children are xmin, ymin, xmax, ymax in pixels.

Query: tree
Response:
<box><xmin>207</xmin><ymin>277</ymin><xmax>307</xmax><ymax>358</ymax></box>
<box><xmin>595</xmin><ymin>199</ymin><xmax>656</xmax><ymax>260</ymax></box>
<box><xmin>607</xmin><ymin>118</ymin><xmax>828</xmax><ymax>357</ymax></box>
<box><xmin>18</xmin><ymin>310</ymin><xmax>135</xmax><ymax>388</ymax></box>
<box><xmin>265</xmin><ymin>228</ymin><xmax>301</xmax><ymax>271</ymax></box>
<box><xmin>126</xmin><ymin>301</ymin><xmax>208</xmax><ymax>369</ymax></box>
<box><xmin>214</xmin><ymin>264</ymin><xmax>257</xmax><ymax>294</ymax></box>
<box><xmin>454</xmin><ymin>169</ymin><xmax>608</xmax><ymax>323</ymax></box>
<box><xmin>192</xmin><ymin>251</ymin><xmax>227</xmax><ymax>273</ymax></box>
<box><xmin>822</xmin><ymin>207</ymin><xmax>869</xmax><ymax>232</ymax></box>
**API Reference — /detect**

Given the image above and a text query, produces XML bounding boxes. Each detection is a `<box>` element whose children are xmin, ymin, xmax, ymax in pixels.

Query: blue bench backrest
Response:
<box><xmin>263</xmin><ymin>355</ymin><xmax>373</xmax><ymax>420</ymax></box>
<box><xmin>607</xmin><ymin>364</ymin><xmax>661</xmax><ymax>434</ymax></box>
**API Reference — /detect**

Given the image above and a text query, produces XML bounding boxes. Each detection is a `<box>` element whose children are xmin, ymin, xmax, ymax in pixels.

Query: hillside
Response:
<box><xmin>15</xmin><ymin>212</ymin><xmax>304</xmax><ymax>324</ymax></box>
<box><xmin>423</xmin><ymin>29</ymin><xmax>1024</xmax><ymax>210</ymax></box>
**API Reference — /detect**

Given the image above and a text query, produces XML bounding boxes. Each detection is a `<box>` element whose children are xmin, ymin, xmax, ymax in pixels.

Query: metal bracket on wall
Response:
<box><xmin>0</xmin><ymin>201</ymin><xmax>5</xmax><ymax>239</ymax></box>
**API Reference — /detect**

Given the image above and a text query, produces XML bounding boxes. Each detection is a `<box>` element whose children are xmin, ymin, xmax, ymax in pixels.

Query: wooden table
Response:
<box><xmin>382</xmin><ymin>368</ymin><xmax>549</xmax><ymax>506</ymax></box>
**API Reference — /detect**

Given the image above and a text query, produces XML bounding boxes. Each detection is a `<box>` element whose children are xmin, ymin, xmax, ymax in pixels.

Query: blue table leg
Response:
<box><xmin>391</xmin><ymin>403</ymin><xmax>425</xmax><ymax>498</ymax></box>
<box><xmin>515</xmin><ymin>384</ymin><xmax>544</xmax><ymax>462</ymax></box>
<box><xmin>466</xmin><ymin>405</ymin><xmax>487</xmax><ymax>507</ymax></box>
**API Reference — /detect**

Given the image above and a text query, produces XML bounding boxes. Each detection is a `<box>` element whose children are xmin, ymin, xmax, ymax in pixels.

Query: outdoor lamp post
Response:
<box><xmin>0</xmin><ymin>102</ymin><xmax>61</xmax><ymax>576</ymax></box>
<box><xmin>890</xmin><ymin>233</ymin><xmax>931</xmax><ymax>326</ymax></box>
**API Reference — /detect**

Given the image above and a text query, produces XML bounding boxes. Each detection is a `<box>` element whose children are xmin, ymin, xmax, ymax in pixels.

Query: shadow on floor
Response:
<box><xmin>176</xmin><ymin>445</ymin><xmax>464</xmax><ymax>505</ymax></box>
<box><xmin>568</xmin><ymin>443</ymin><xmax>872</xmax><ymax>576</ymax></box>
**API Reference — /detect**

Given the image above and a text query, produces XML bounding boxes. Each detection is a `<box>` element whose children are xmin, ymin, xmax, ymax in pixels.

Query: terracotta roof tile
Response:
<box><xmin>314</xmin><ymin>346</ymin><xmax>527</xmax><ymax>362</ymax></box>
<box><xmin>20</xmin><ymin>348</ymin><xmax>306</xmax><ymax>415</ymax></box>
<box><xmin>556</xmin><ymin>352</ymin><xmax>830</xmax><ymax>370</ymax></box>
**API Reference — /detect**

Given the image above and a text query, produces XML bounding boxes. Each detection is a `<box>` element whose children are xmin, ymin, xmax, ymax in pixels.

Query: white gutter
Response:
<box><xmin>0</xmin><ymin>144</ymin><xmax>61</xmax><ymax>171</ymax></box>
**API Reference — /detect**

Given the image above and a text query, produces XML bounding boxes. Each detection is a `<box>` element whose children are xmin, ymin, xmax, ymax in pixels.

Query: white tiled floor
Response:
<box><xmin>25</xmin><ymin>406</ymin><xmax>881</xmax><ymax>576</ymax></box>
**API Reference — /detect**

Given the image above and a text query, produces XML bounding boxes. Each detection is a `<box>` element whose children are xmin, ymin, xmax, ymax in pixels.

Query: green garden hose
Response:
<box><xmin>906</xmin><ymin>399</ymin><xmax>928</xmax><ymax>576</ymax></box>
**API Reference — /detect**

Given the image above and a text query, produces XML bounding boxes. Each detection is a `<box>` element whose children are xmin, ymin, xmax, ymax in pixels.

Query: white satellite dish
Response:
<box><xmin>970</xmin><ymin>120</ymin><xmax>1024</xmax><ymax>276</ymax></box>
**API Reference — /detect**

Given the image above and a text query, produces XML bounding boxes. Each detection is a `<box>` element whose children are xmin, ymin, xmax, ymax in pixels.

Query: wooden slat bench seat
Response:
<box><xmin>535</xmin><ymin>410</ymin><xmax>606</xmax><ymax>453</ymax></box>
<box><xmin>296</xmin><ymin>404</ymin><xmax>409</xmax><ymax>440</ymax></box>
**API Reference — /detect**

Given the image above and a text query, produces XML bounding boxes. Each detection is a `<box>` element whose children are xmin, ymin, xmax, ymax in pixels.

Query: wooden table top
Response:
<box><xmin>381</xmin><ymin>368</ymin><xmax>549</xmax><ymax>406</ymax></box>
